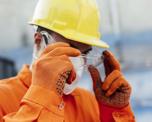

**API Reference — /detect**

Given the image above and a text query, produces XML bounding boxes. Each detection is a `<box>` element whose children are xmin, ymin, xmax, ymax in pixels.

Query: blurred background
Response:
<box><xmin>0</xmin><ymin>0</ymin><xmax>152</xmax><ymax>121</ymax></box>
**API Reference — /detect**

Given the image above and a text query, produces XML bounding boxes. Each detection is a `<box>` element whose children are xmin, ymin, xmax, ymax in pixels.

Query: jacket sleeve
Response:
<box><xmin>0</xmin><ymin>77</ymin><xmax>29</xmax><ymax>121</ymax></box>
<box><xmin>100</xmin><ymin>103</ymin><xmax>135</xmax><ymax>122</ymax></box>
<box><xmin>3</xmin><ymin>85</ymin><xmax>65</xmax><ymax>122</ymax></box>
<box><xmin>0</xmin><ymin>65</ymin><xmax>32</xmax><ymax>121</ymax></box>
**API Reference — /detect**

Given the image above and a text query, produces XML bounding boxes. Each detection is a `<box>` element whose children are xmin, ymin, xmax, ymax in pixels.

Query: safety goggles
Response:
<box><xmin>34</xmin><ymin>30</ymin><xmax>104</xmax><ymax>68</ymax></box>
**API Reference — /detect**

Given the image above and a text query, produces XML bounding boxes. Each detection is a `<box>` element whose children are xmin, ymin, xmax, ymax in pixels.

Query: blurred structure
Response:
<box><xmin>0</xmin><ymin>57</ymin><xmax>17</xmax><ymax>79</ymax></box>
<box><xmin>97</xmin><ymin>0</ymin><xmax>152</xmax><ymax>69</ymax></box>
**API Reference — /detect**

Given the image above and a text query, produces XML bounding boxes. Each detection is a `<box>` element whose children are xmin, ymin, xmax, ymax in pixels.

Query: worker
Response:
<box><xmin>0</xmin><ymin>0</ymin><xmax>135</xmax><ymax>121</ymax></box>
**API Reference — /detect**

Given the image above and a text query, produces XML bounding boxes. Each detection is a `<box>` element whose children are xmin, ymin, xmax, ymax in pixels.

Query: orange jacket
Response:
<box><xmin>0</xmin><ymin>65</ymin><xmax>135</xmax><ymax>122</ymax></box>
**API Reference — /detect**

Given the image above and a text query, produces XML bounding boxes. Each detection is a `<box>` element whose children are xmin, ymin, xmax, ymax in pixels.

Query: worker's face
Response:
<box><xmin>33</xmin><ymin>28</ymin><xmax>91</xmax><ymax>94</ymax></box>
<box><xmin>32</xmin><ymin>27</ymin><xmax>103</xmax><ymax>94</ymax></box>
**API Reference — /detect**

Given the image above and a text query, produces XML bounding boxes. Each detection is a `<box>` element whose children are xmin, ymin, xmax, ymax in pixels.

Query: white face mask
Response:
<box><xmin>63</xmin><ymin>57</ymin><xmax>84</xmax><ymax>95</ymax></box>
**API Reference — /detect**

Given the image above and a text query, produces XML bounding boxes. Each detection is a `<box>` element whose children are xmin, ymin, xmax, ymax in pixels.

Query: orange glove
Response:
<box><xmin>32</xmin><ymin>42</ymin><xmax>81</xmax><ymax>96</ymax></box>
<box><xmin>88</xmin><ymin>50</ymin><xmax>131</xmax><ymax>108</ymax></box>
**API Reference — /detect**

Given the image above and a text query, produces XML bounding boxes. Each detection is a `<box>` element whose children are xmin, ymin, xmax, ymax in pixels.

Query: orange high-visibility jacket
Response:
<box><xmin>0</xmin><ymin>65</ymin><xmax>135</xmax><ymax>122</ymax></box>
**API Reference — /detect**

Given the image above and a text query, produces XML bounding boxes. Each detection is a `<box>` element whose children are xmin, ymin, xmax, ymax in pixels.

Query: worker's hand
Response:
<box><xmin>88</xmin><ymin>50</ymin><xmax>131</xmax><ymax>108</ymax></box>
<box><xmin>32</xmin><ymin>42</ymin><xmax>81</xmax><ymax>96</ymax></box>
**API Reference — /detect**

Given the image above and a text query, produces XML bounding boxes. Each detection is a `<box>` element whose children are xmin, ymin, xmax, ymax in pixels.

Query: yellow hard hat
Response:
<box><xmin>30</xmin><ymin>0</ymin><xmax>109</xmax><ymax>48</ymax></box>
